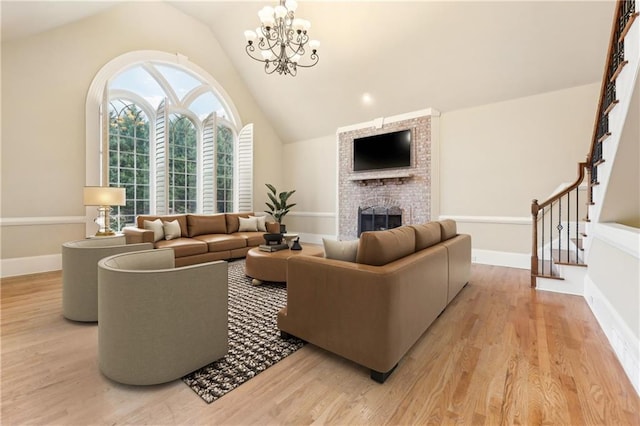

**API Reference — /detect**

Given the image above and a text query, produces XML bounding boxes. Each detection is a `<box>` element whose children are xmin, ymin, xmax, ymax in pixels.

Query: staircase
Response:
<box><xmin>530</xmin><ymin>0</ymin><xmax>639</xmax><ymax>292</ymax></box>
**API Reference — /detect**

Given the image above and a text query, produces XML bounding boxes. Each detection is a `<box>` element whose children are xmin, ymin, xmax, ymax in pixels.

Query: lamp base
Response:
<box><xmin>94</xmin><ymin>230</ymin><xmax>117</xmax><ymax>237</ymax></box>
<box><xmin>93</xmin><ymin>206</ymin><xmax>116</xmax><ymax>237</ymax></box>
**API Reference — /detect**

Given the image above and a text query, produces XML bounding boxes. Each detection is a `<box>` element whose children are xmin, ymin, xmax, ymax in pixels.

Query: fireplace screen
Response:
<box><xmin>357</xmin><ymin>206</ymin><xmax>402</xmax><ymax>236</ymax></box>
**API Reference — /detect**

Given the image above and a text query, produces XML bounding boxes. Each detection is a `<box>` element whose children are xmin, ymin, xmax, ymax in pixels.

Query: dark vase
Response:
<box><xmin>279</xmin><ymin>223</ymin><xmax>287</xmax><ymax>234</ymax></box>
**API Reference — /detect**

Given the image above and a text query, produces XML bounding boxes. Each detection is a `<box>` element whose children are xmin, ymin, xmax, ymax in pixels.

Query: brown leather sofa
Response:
<box><xmin>123</xmin><ymin>212</ymin><xmax>279</xmax><ymax>267</ymax></box>
<box><xmin>278</xmin><ymin>219</ymin><xmax>471</xmax><ymax>383</ymax></box>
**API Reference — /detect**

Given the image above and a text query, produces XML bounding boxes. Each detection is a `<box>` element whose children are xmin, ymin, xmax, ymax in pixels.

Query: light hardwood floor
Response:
<box><xmin>1</xmin><ymin>264</ymin><xmax>638</xmax><ymax>425</ymax></box>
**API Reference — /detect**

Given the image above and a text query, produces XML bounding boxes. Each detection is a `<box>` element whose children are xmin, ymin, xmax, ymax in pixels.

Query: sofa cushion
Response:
<box><xmin>155</xmin><ymin>238</ymin><xmax>208</xmax><ymax>258</ymax></box>
<box><xmin>323</xmin><ymin>238</ymin><xmax>358</xmax><ymax>262</ymax></box>
<box><xmin>144</xmin><ymin>219</ymin><xmax>164</xmax><ymax>242</ymax></box>
<box><xmin>356</xmin><ymin>226</ymin><xmax>416</xmax><ymax>266</ymax></box>
<box><xmin>187</xmin><ymin>214</ymin><xmax>227</xmax><ymax>237</ymax></box>
<box><xmin>193</xmin><ymin>234</ymin><xmax>247</xmax><ymax>252</ymax></box>
<box><xmin>232</xmin><ymin>232</ymin><xmax>265</xmax><ymax>247</ymax></box>
<box><xmin>137</xmin><ymin>215</ymin><xmax>188</xmax><ymax>238</ymax></box>
<box><xmin>411</xmin><ymin>222</ymin><xmax>442</xmax><ymax>251</ymax></box>
<box><xmin>163</xmin><ymin>220</ymin><xmax>181</xmax><ymax>241</ymax></box>
<box><xmin>439</xmin><ymin>220</ymin><xmax>458</xmax><ymax>241</ymax></box>
<box><xmin>225</xmin><ymin>213</ymin><xmax>253</xmax><ymax>234</ymax></box>
<box><xmin>238</xmin><ymin>216</ymin><xmax>259</xmax><ymax>232</ymax></box>
<box><xmin>250</xmin><ymin>215</ymin><xmax>267</xmax><ymax>232</ymax></box>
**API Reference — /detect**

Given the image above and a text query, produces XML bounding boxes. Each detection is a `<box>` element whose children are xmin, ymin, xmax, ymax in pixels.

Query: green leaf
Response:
<box><xmin>265</xmin><ymin>183</ymin><xmax>276</xmax><ymax>195</ymax></box>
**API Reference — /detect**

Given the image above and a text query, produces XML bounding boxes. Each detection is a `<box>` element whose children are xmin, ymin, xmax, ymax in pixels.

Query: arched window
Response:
<box><xmin>108</xmin><ymin>100</ymin><xmax>151</xmax><ymax>228</ymax></box>
<box><xmin>101</xmin><ymin>60</ymin><xmax>252</xmax><ymax>230</ymax></box>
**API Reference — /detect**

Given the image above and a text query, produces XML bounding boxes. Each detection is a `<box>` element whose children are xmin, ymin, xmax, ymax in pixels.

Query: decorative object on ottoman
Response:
<box><xmin>264</xmin><ymin>183</ymin><xmax>296</xmax><ymax>233</ymax></box>
<box><xmin>290</xmin><ymin>237</ymin><xmax>302</xmax><ymax>251</ymax></box>
<box><xmin>263</xmin><ymin>233</ymin><xmax>283</xmax><ymax>244</ymax></box>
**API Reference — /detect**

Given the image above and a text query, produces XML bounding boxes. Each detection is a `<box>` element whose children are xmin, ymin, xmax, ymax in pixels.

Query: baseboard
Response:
<box><xmin>584</xmin><ymin>275</ymin><xmax>640</xmax><ymax>397</ymax></box>
<box><xmin>472</xmin><ymin>249</ymin><xmax>529</xmax><ymax>269</ymax></box>
<box><xmin>1</xmin><ymin>254</ymin><xmax>62</xmax><ymax>279</ymax></box>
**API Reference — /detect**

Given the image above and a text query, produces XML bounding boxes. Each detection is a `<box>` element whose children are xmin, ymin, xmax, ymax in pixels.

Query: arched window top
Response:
<box><xmin>110</xmin><ymin>62</ymin><xmax>230</xmax><ymax>121</ymax></box>
<box><xmin>189</xmin><ymin>92</ymin><xmax>228</xmax><ymax>121</ymax></box>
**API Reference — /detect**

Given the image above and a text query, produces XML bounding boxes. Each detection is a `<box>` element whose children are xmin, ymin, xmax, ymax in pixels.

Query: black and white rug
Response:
<box><xmin>182</xmin><ymin>259</ymin><xmax>304</xmax><ymax>404</ymax></box>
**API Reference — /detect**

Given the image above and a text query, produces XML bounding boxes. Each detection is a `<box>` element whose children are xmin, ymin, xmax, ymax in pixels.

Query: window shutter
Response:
<box><xmin>155</xmin><ymin>99</ymin><xmax>168</xmax><ymax>214</ymax></box>
<box><xmin>202</xmin><ymin>114</ymin><xmax>216</xmax><ymax>214</ymax></box>
<box><xmin>237</xmin><ymin>124</ymin><xmax>254</xmax><ymax>212</ymax></box>
<box><xmin>101</xmin><ymin>83</ymin><xmax>109</xmax><ymax>185</ymax></box>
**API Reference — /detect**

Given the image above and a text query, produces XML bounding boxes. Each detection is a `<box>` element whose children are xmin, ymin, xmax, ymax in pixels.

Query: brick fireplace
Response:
<box><xmin>338</xmin><ymin>113</ymin><xmax>432</xmax><ymax>239</ymax></box>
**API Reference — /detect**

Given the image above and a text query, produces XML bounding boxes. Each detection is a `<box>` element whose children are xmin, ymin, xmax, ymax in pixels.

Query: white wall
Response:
<box><xmin>0</xmin><ymin>2</ymin><xmax>283</xmax><ymax>275</ymax></box>
<box><xmin>585</xmin><ymin>224</ymin><xmax>640</xmax><ymax>395</ymax></box>
<box><xmin>283</xmin><ymin>84</ymin><xmax>600</xmax><ymax>264</ymax></box>
<box><xmin>281</xmin><ymin>134</ymin><xmax>337</xmax><ymax>241</ymax></box>
<box><xmin>440</xmin><ymin>83</ymin><xmax>600</xmax><ymax>257</ymax></box>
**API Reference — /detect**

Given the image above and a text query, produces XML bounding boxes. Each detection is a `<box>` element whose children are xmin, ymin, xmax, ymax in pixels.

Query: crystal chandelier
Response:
<box><xmin>244</xmin><ymin>0</ymin><xmax>320</xmax><ymax>76</ymax></box>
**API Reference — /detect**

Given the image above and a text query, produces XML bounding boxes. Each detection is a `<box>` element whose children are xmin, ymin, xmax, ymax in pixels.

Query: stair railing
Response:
<box><xmin>531</xmin><ymin>163</ymin><xmax>588</xmax><ymax>286</ymax></box>
<box><xmin>588</xmin><ymin>0</ymin><xmax>637</xmax><ymax>203</ymax></box>
<box><xmin>530</xmin><ymin>0</ymin><xmax>637</xmax><ymax>287</ymax></box>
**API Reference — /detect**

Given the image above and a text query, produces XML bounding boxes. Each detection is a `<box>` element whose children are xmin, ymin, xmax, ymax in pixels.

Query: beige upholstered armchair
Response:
<box><xmin>62</xmin><ymin>236</ymin><xmax>153</xmax><ymax>322</ymax></box>
<box><xmin>97</xmin><ymin>248</ymin><xmax>228</xmax><ymax>385</ymax></box>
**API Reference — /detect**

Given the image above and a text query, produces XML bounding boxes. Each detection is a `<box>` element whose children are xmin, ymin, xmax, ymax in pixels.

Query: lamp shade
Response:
<box><xmin>83</xmin><ymin>186</ymin><xmax>126</xmax><ymax>206</ymax></box>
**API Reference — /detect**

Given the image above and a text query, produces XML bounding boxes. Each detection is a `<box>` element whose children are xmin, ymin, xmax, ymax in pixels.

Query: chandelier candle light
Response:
<box><xmin>244</xmin><ymin>0</ymin><xmax>320</xmax><ymax>76</ymax></box>
<box><xmin>83</xmin><ymin>186</ymin><xmax>126</xmax><ymax>237</ymax></box>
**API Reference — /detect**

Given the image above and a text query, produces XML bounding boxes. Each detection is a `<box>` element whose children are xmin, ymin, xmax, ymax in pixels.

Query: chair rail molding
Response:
<box><xmin>0</xmin><ymin>216</ymin><xmax>86</xmax><ymax>226</ymax></box>
<box><xmin>438</xmin><ymin>215</ymin><xmax>532</xmax><ymax>225</ymax></box>
<box><xmin>286</xmin><ymin>211</ymin><xmax>336</xmax><ymax>218</ymax></box>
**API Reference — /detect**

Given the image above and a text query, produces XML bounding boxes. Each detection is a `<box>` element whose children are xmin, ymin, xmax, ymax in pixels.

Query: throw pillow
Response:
<box><xmin>143</xmin><ymin>219</ymin><xmax>164</xmax><ymax>242</ymax></box>
<box><xmin>323</xmin><ymin>238</ymin><xmax>359</xmax><ymax>262</ymax></box>
<box><xmin>249</xmin><ymin>215</ymin><xmax>267</xmax><ymax>232</ymax></box>
<box><xmin>163</xmin><ymin>220</ymin><xmax>181</xmax><ymax>240</ymax></box>
<box><xmin>238</xmin><ymin>216</ymin><xmax>259</xmax><ymax>232</ymax></box>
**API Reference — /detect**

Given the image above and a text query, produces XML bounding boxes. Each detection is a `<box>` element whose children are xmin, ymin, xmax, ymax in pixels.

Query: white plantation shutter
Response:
<box><xmin>101</xmin><ymin>82</ymin><xmax>109</xmax><ymax>184</ymax></box>
<box><xmin>237</xmin><ymin>124</ymin><xmax>254</xmax><ymax>212</ymax></box>
<box><xmin>155</xmin><ymin>99</ymin><xmax>168</xmax><ymax>214</ymax></box>
<box><xmin>202</xmin><ymin>114</ymin><xmax>216</xmax><ymax>214</ymax></box>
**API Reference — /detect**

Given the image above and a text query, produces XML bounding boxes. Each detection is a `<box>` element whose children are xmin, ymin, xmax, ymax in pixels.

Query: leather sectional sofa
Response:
<box><xmin>123</xmin><ymin>212</ymin><xmax>279</xmax><ymax>267</ymax></box>
<box><xmin>278</xmin><ymin>219</ymin><xmax>471</xmax><ymax>383</ymax></box>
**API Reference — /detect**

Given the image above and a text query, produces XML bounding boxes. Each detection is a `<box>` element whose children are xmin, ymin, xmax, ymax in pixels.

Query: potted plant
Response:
<box><xmin>264</xmin><ymin>183</ymin><xmax>296</xmax><ymax>233</ymax></box>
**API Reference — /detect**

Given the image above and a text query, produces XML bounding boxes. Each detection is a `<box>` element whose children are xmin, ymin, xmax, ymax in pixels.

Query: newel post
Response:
<box><xmin>530</xmin><ymin>199</ymin><xmax>540</xmax><ymax>288</ymax></box>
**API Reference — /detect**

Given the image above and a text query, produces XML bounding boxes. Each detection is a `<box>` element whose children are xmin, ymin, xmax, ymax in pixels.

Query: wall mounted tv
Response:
<box><xmin>353</xmin><ymin>129</ymin><xmax>412</xmax><ymax>172</ymax></box>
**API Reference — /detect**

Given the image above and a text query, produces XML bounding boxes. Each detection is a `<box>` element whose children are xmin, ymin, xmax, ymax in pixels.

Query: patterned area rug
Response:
<box><xmin>182</xmin><ymin>259</ymin><xmax>304</xmax><ymax>404</ymax></box>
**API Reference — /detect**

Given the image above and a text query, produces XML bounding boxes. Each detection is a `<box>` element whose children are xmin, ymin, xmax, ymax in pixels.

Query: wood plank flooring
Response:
<box><xmin>1</xmin><ymin>265</ymin><xmax>638</xmax><ymax>425</ymax></box>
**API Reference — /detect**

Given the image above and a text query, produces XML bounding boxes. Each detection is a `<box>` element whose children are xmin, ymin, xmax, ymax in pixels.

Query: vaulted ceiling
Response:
<box><xmin>1</xmin><ymin>1</ymin><xmax>616</xmax><ymax>143</ymax></box>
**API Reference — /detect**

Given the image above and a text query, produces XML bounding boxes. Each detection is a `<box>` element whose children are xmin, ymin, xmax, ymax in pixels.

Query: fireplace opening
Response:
<box><xmin>357</xmin><ymin>206</ymin><xmax>402</xmax><ymax>236</ymax></box>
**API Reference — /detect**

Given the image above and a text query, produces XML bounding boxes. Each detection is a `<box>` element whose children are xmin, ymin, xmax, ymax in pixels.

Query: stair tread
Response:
<box><xmin>598</xmin><ymin>132</ymin><xmax>611</xmax><ymax>143</ymax></box>
<box><xmin>535</xmin><ymin>260</ymin><xmax>563</xmax><ymax>279</ymax></box>
<box><xmin>603</xmin><ymin>99</ymin><xmax>619</xmax><ymax>115</ymax></box>
<box><xmin>610</xmin><ymin>60</ymin><xmax>628</xmax><ymax>83</ymax></box>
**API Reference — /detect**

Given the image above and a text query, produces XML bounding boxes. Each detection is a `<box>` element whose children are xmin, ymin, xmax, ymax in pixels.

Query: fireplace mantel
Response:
<box><xmin>348</xmin><ymin>171</ymin><xmax>413</xmax><ymax>186</ymax></box>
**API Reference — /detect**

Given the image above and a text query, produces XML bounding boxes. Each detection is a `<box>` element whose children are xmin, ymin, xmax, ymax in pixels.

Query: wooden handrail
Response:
<box><xmin>587</xmin><ymin>0</ymin><xmax>623</xmax><ymax>165</ymax></box>
<box><xmin>535</xmin><ymin>162</ymin><xmax>588</xmax><ymax>211</ymax></box>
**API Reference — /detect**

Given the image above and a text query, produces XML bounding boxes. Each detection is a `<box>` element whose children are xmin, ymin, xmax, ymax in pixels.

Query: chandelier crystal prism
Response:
<box><xmin>244</xmin><ymin>0</ymin><xmax>320</xmax><ymax>76</ymax></box>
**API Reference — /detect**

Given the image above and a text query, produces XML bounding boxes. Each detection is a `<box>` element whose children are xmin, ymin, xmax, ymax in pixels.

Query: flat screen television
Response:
<box><xmin>353</xmin><ymin>129</ymin><xmax>411</xmax><ymax>172</ymax></box>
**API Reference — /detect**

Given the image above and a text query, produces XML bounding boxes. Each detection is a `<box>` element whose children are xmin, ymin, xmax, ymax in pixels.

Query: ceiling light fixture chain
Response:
<box><xmin>244</xmin><ymin>0</ymin><xmax>320</xmax><ymax>77</ymax></box>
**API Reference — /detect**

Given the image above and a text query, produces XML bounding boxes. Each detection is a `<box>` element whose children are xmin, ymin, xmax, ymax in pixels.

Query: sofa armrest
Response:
<box><xmin>122</xmin><ymin>226</ymin><xmax>155</xmax><ymax>245</ymax></box>
<box><xmin>280</xmin><ymin>247</ymin><xmax>448</xmax><ymax>373</ymax></box>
